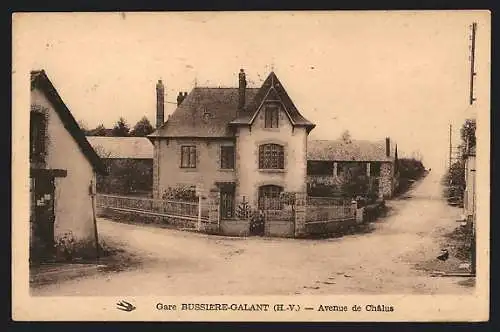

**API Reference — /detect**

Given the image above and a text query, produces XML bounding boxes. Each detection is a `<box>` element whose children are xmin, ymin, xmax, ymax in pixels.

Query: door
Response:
<box><xmin>220</xmin><ymin>188</ymin><xmax>235</xmax><ymax>219</ymax></box>
<box><xmin>31</xmin><ymin>175</ymin><xmax>56</xmax><ymax>260</ymax></box>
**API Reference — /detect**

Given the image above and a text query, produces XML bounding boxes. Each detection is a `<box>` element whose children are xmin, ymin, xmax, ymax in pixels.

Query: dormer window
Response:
<box><xmin>264</xmin><ymin>104</ymin><xmax>279</xmax><ymax>128</ymax></box>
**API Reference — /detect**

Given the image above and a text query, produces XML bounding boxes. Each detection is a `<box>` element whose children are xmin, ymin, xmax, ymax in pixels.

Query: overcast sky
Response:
<box><xmin>14</xmin><ymin>11</ymin><xmax>490</xmax><ymax>170</ymax></box>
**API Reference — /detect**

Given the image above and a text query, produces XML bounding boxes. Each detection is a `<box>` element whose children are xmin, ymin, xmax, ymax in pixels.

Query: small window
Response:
<box><xmin>180</xmin><ymin>146</ymin><xmax>197</xmax><ymax>168</ymax></box>
<box><xmin>220</xmin><ymin>146</ymin><xmax>235</xmax><ymax>169</ymax></box>
<box><xmin>259</xmin><ymin>144</ymin><xmax>284</xmax><ymax>169</ymax></box>
<box><xmin>371</xmin><ymin>162</ymin><xmax>381</xmax><ymax>177</ymax></box>
<box><xmin>264</xmin><ymin>104</ymin><xmax>279</xmax><ymax>128</ymax></box>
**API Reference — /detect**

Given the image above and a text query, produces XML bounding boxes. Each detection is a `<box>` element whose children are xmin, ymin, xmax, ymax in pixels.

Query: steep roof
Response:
<box><xmin>307</xmin><ymin>139</ymin><xmax>395</xmax><ymax>162</ymax></box>
<box><xmin>31</xmin><ymin>70</ymin><xmax>108</xmax><ymax>175</ymax></box>
<box><xmin>229</xmin><ymin>71</ymin><xmax>315</xmax><ymax>131</ymax></box>
<box><xmin>149</xmin><ymin>71</ymin><xmax>315</xmax><ymax>138</ymax></box>
<box><xmin>86</xmin><ymin>136</ymin><xmax>153</xmax><ymax>159</ymax></box>
<box><xmin>150</xmin><ymin>87</ymin><xmax>259</xmax><ymax>138</ymax></box>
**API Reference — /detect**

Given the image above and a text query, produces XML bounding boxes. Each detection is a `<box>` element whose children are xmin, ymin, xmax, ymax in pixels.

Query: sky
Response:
<box><xmin>14</xmin><ymin>11</ymin><xmax>490</xmax><ymax>171</ymax></box>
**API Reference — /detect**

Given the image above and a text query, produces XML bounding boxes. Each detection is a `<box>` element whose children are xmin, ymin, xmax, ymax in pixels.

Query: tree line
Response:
<box><xmin>78</xmin><ymin>116</ymin><xmax>155</xmax><ymax>137</ymax></box>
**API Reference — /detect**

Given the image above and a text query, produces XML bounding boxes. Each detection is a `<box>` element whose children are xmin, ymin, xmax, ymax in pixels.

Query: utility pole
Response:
<box><xmin>469</xmin><ymin>22</ymin><xmax>477</xmax><ymax>105</ymax></box>
<box><xmin>449</xmin><ymin>124</ymin><xmax>452</xmax><ymax>170</ymax></box>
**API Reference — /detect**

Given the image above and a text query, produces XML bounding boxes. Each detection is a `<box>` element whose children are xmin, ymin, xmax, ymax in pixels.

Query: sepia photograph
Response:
<box><xmin>12</xmin><ymin>10</ymin><xmax>490</xmax><ymax>321</ymax></box>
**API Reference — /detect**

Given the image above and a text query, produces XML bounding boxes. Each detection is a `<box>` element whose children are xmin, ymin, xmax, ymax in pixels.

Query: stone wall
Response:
<box><xmin>294</xmin><ymin>192</ymin><xmax>307</xmax><ymax>237</ymax></box>
<box><xmin>204</xmin><ymin>191</ymin><xmax>220</xmax><ymax>233</ymax></box>
<box><xmin>220</xmin><ymin>219</ymin><xmax>250</xmax><ymax>236</ymax></box>
<box><xmin>379</xmin><ymin>162</ymin><xmax>394</xmax><ymax>199</ymax></box>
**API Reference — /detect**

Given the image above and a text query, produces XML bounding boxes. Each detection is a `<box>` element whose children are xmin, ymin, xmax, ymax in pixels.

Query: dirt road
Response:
<box><xmin>32</xmin><ymin>171</ymin><xmax>474</xmax><ymax>296</ymax></box>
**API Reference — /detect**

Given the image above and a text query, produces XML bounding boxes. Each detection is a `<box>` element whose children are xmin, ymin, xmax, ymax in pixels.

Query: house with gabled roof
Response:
<box><xmin>30</xmin><ymin>70</ymin><xmax>107</xmax><ymax>261</ymax></box>
<box><xmin>307</xmin><ymin>138</ymin><xmax>399</xmax><ymax>199</ymax></box>
<box><xmin>148</xmin><ymin>69</ymin><xmax>316</xmax><ymax>218</ymax></box>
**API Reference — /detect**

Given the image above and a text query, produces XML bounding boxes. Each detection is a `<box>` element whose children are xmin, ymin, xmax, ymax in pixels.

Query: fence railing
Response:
<box><xmin>307</xmin><ymin>196</ymin><xmax>350</xmax><ymax>206</ymax></box>
<box><xmin>264</xmin><ymin>209</ymin><xmax>294</xmax><ymax>222</ymax></box>
<box><xmin>305</xmin><ymin>205</ymin><xmax>356</xmax><ymax>224</ymax></box>
<box><xmin>96</xmin><ymin>194</ymin><xmax>209</xmax><ymax>222</ymax></box>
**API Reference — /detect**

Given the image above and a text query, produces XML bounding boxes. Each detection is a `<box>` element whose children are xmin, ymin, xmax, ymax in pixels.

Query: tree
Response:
<box><xmin>130</xmin><ymin>116</ymin><xmax>154</xmax><ymax>137</ymax></box>
<box><xmin>395</xmin><ymin>157</ymin><xmax>426</xmax><ymax>196</ymax></box>
<box><xmin>111</xmin><ymin>117</ymin><xmax>130</xmax><ymax>137</ymax></box>
<box><xmin>87</xmin><ymin>124</ymin><xmax>109</xmax><ymax>136</ymax></box>
<box><xmin>340</xmin><ymin>130</ymin><xmax>352</xmax><ymax>144</ymax></box>
<box><xmin>77</xmin><ymin>120</ymin><xmax>89</xmax><ymax>134</ymax></box>
<box><xmin>460</xmin><ymin>118</ymin><xmax>476</xmax><ymax>152</ymax></box>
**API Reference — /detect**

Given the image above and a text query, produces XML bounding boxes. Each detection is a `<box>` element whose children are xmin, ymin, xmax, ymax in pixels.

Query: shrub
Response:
<box><xmin>235</xmin><ymin>198</ymin><xmax>253</xmax><ymax>220</ymax></box>
<box><xmin>162</xmin><ymin>185</ymin><xmax>197</xmax><ymax>202</ymax></box>
<box><xmin>341</xmin><ymin>163</ymin><xmax>370</xmax><ymax>199</ymax></box>
<box><xmin>395</xmin><ymin>158</ymin><xmax>426</xmax><ymax>195</ymax></box>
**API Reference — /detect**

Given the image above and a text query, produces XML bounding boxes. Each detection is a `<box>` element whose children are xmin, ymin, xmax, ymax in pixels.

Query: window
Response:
<box><xmin>259</xmin><ymin>144</ymin><xmax>284</xmax><ymax>169</ymax></box>
<box><xmin>371</xmin><ymin>162</ymin><xmax>381</xmax><ymax>177</ymax></box>
<box><xmin>220</xmin><ymin>146</ymin><xmax>235</xmax><ymax>169</ymax></box>
<box><xmin>30</xmin><ymin>110</ymin><xmax>47</xmax><ymax>163</ymax></box>
<box><xmin>258</xmin><ymin>185</ymin><xmax>284</xmax><ymax>210</ymax></box>
<box><xmin>264</xmin><ymin>104</ymin><xmax>279</xmax><ymax>128</ymax></box>
<box><xmin>180</xmin><ymin>146</ymin><xmax>197</xmax><ymax>168</ymax></box>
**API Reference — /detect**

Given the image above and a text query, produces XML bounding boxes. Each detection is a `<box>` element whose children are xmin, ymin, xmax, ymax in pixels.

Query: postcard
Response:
<box><xmin>12</xmin><ymin>10</ymin><xmax>490</xmax><ymax>321</ymax></box>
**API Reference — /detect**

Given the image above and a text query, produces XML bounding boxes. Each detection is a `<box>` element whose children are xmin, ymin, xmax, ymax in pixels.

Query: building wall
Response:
<box><xmin>306</xmin><ymin>161</ymin><xmax>393</xmax><ymax>198</ymax></box>
<box><xmin>379</xmin><ymin>162</ymin><xmax>394</xmax><ymax>198</ymax></box>
<box><xmin>153</xmin><ymin>140</ymin><xmax>160</xmax><ymax>199</ymax></box>
<box><xmin>156</xmin><ymin>137</ymin><xmax>236</xmax><ymax>197</ymax></box>
<box><xmin>235</xmin><ymin>105</ymin><xmax>308</xmax><ymax>208</ymax></box>
<box><xmin>464</xmin><ymin>155</ymin><xmax>476</xmax><ymax>218</ymax></box>
<box><xmin>31</xmin><ymin>88</ymin><xmax>96</xmax><ymax>242</ymax></box>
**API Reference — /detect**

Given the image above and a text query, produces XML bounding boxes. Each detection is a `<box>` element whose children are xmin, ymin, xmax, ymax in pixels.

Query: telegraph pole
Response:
<box><xmin>449</xmin><ymin>124</ymin><xmax>452</xmax><ymax>170</ymax></box>
<box><xmin>469</xmin><ymin>22</ymin><xmax>477</xmax><ymax>105</ymax></box>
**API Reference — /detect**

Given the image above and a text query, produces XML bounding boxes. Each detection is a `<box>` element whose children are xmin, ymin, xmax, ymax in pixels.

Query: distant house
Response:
<box><xmin>307</xmin><ymin>138</ymin><xmax>399</xmax><ymax>199</ymax></box>
<box><xmin>86</xmin><ymin>136</ymin><xmax>154</xmax><ymax>195</ymax></box>
<box><xmin>30</xmin><ymin>70</ymin><xmax>107</xmax><ymax>261</ymax></box>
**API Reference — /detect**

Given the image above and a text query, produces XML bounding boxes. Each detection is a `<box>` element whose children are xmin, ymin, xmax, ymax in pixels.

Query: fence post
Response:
<box><xmin>351</xmin><ymin>200</ymin><xmax>358</xmax><ymax>217</ymax></box>
<box><xmin>208</xmin><ymin>190</ymin><xmax>220</xmax><ymax>233</ymax></box>
<box><xmin>197</xmin><ymin>195</ymin><xmax>202</xmax><ymax>231</ymax></box>
<box><xmin>294</xmin><ymin>192</ymin><xmax>307</xmax><ymax>237</ymax></box>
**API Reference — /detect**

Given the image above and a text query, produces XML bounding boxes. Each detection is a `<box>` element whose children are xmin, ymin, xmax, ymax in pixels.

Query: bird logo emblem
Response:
<box><xmin>116</xmin><ymin>300</ymin><xmax>136</xmax><ymax>312</ymax></box>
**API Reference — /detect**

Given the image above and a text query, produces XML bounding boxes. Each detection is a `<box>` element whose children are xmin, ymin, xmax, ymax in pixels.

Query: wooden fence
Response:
<box><xmin>96</xmin><ymin>194</ymin><xmax>209</xmax><ymax>223</ymax></box>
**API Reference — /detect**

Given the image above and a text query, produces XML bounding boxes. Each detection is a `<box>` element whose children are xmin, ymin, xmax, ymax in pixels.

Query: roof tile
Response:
<box><xmin>307</xmin><ymin>139</ymin><xmax>394</xmax><ymax>162</ymax></box>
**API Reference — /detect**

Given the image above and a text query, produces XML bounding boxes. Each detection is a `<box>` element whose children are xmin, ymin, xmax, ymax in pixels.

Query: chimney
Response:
<box><xmin>385</xmin><ymin>137</ymin><xmax>391</xmax><ymax>157</ymax></box>
<box><xmin>156</xmin><ymin>79</ymin><xmax>165</xmax><ymax>129</ymax></box>
<box><xmin>238</xmin><ymin>68</ymin><xmax>247</xmax><ymax>110</ymax></box>
<box><xmin>177</xmin><ymin>92</ymin><xmax>184</xmax><ymax>106</ymax></box>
